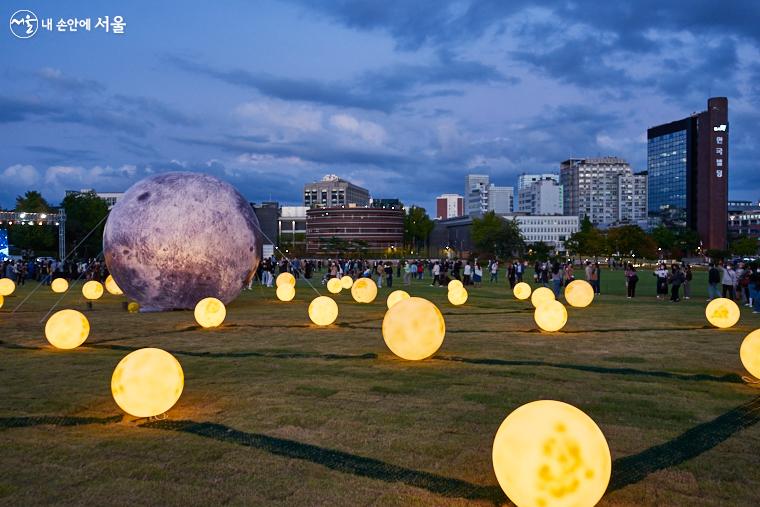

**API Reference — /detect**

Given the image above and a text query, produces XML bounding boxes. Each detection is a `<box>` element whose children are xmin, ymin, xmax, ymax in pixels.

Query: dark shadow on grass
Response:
<box><xmin>87</xmin><ymin>343</ymin><xmax>378</xmax><ymax>361</ymax></box>
<box><xmin>0</xmin><ymin>414</ymin><xmax>121</xmax><ymax>428</ymax></box>
<box><xmin>434</xmin><ymin>355</ymin><xmax>745</xmax><ymax>384</ymax></box>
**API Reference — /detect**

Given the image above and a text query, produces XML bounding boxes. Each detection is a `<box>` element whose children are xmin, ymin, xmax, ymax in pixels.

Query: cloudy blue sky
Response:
<box><xmin>1</xmin><ymin>0</ymin><xmax>759</xmax><ymax>211</ymax></box>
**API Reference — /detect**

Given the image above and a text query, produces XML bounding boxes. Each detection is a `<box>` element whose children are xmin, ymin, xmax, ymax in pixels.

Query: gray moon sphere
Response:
<box><xmin>103</xmin><ymin>172</ymin><xmax>261</xmax><ymax>311</ymax></box>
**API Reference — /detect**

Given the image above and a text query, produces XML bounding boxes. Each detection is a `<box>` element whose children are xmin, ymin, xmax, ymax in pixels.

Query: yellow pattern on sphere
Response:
<box><xmin>44</xmin><ymin>309</ymin><xmax>90</xmax><ymax>349</ymax></box>
<box><xmin>513</xmin><ymin>282</ymin><xmax>532</xmax><ymax>300</ymax></box>
<box><xmin>382</xmin><ymin>297</ymin><xmax>445</xmax><ymax>360</ymax></box>
<box><xmin>111</xmin><ymin>348</ymin><xmax>184</xmax><ymax>418</ymax></box>
<box><xmin>386</xmin><ymin>290</ymin><xmax>410</xmax><ymax>309</ymax></box>
<box><xmin>82</xmin><ymin>280</ymin><xmax>104</xmax><ymax>300</ymax></box>
<box><xmin>531</xmin><ymin>286</ymin><xmax>555</xmax><ymax>308</ymax></box>
<box><xmin>351</xmin><ymin>277</ymin><xmax>377</xmax><ymax>303</ymax></box>
<box><xmin>534</xmin><ymin>300</ymin><xmax>568</xmax><ymax>332</ymax></box>
<box><xmin>705</xmin><ymin>298</ymin><xmax>740</xmax><ymax>328</ymax></box>
<box><xmin>194</xmin><ymin>297</ymin><xmax>226</xmax><ymax>328</ymax></box>
<box><xmin>308</xmin><ymin>296</ymin><xmax>339</xmax><ymax>326</ymax></box>
<box><xmin>564</xmin><ymin>280</ymin><xmax>594</xmax><ymax>308</ymax></box>
<box><xmin>51</xmin><ymin>278</ymin><xmax>69</xmax><ymax>293</ymax></box>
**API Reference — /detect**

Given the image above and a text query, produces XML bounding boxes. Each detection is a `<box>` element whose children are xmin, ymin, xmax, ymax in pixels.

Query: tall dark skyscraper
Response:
<box><xmin>647</xmin><ymin>97</ymin><xmax>728</xmax><ymax>250</ymax></box>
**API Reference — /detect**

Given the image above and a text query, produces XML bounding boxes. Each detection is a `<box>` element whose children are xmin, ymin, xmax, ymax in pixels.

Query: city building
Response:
<box><xmin>487</xmin><ymin>184</ymin><xmax>514</xmax><ymax>214</ymax></box>
<box><xmin>251</xmin><ymin>202</ymin><xmax>279</xmax><ymax>257</ymax></box>
<box><xmin>370</xmin><ymin>198</ymin><xmax>404</xmax><ymax>210</ymax></box>
<box><xmin>560</xmin><ymin>157</ymin><xmax>643</xmax><ymax>228</ymax></box>
<box><xmin>617</xmin><ymin>171</ymin><xmax>648</xmax><ymax>225</ymax></box>
<box><xmin>278</xmin><ymin>206</ymin><xmax>308</xmax><ymax>253</ymax></box>
<box><xmin>728</xmin><ymin>208</ymin><xmax>760</xmax><ymax>246</ymax></box>
<box><xmin>728</xmin><ymin>200</ymin><xmax>759</xmax><ymax>212</ymax></box>
<box><xmin>428</xmin><ymin>216</ymin><xmax>473</xmax><ymax>258</ymax></box>
<box><xmin>464</xmin><ymin>174</ymin><xmax>490</xmax><ymax>215</ymax></box>
<box><xmin>500</xmin><ymin>214</ymin><xmax>580</xmax><ymax>252</ymax></box>
<box><xmin>436</xmin><ymin>194</ymin><xmax>464</xmax><ymax>220</ymax></box>
<box><xmin>303</xmin><ymin>174</ymin><xmax>370</xmax><ymax>208</ymax></box>
<box><xmin>518</xmin><ymin>178</ymin><xmax>563</xmax><ymax>215</ymax></box>
<box><xmin>305</xmin><ymin>207</ymin><xmax>404</xmax><ymax>255</ymax></box>
<box><xmin>647</xmin><ymin>97</ymin><xmax>729</xmax><ymax>250</ymax></box>
<box><xmin>65</xmin><ymin>189</ymin><xmax>124</xmax><ymax>209</ymax></box>
<box><xmin>518</xmin><ymin>173</ymin><xmax>559</xmax><ymax>190</ymax></box>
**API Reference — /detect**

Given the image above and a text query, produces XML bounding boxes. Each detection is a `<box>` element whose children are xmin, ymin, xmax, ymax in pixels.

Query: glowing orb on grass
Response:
<box><xmin>513</xmin><ymin>282</ymin><xmax>532</xmax><ymax>300</ymax></box>
<box><xmin>51</xmin><ymin>278</ymin><xmax>69</xmax><ymax>293</ymax></box>
<box><xmin>382</xmin><ymin>297</ymin><xmax>445</xmax><ymax>360</ymax></box>
<box><xmin>448</xmin><ymin>279</ymin><xmax>463</xmax><ymax>291</ymax></box>
<box><xmin>0</xmin><ymin>295</ymin><xmax>3</xmax><ymax>309</ymax></box>
<box><xmin>127</xmin><ymin>302</ymin><xmax>140</xmax><ymax>313</ymax></box>
<box><xmin>276</xmin><ymin>272</ymin><xmax>295</xmax><ymax>287</ymax></box>
<box><xmin>534</xmin><ymin>300</ymin><xmax>568</xmax><ymax>332</ymax></box>
<box><xmin>104</xmin><ymin>275</ymin><xmax>123</xmax><ymax>295</ymax></box>
<box><xmin>340</xmin><ymin>276</ymin><xmax>354</xmax><ymax>289</ymax></box>
<box><xmin>565</xmin><ymin>280</ymin><xmax>594</xmax><ymax>308</ymax></box>
<box><xmin>492</xmin><ymin>400</ymin><xmax>611</xmax><ymax>507</ymax></box>
<box><xmin>387</xmin><ymin>290</ymin><xmax>410</xmax><ymax>309</ymax></box>
<box><xmin>44</xmin><ymin>309</ymin><xmax>90</xmax><ymax>349</ymax></box>
<box><xmin>351</xmin><ymin>277</ymin><xmax>377</xmax><ymax>303</ymax></box>
<box><xmin>531</xmin><ymin>286</ymin><xmax>555</xmax><ymax>308</ymax></box>
<box><xmin>0</xmin><ymin>278</ymin><xmax>15</xmax><ymax>296</ymax></box>
<box><xmin>327</xmin><ymin>277</ymin><xmax>342</xmax><ymax>294</ymax></box>
<box><xmin>308</xmin><ymin>296</ymin><xmax>338</xmax><ymax>326</ymax></box>
<box><xmin>276</xmin><ymin>284</ymin><xmax>296</xmax><ymax>302</ymax></box>
<box><xmin>82</xmin><ymin>280</ymin><xmax>104</xmax><ymax>300</ymax></box>
<box><xmin>740</xmin><ymin>329</ymin><xmax>760</xmax><ymax>379</ymax></box>
<box><xmin>705</xmin><ymin>298</ymin><xmax>740</xmax><ymax>329</ymax></box>
<box><xmin>194</xmin><ymin>297</ymin><xmax>226</xmax><ymax>328</ymax></box>
<box><xmin>111</xmin><ymin>348</ymin><xmax>184</xmax><ymax>418</ymax></box>
<box><xmin>448</xmin><ymin>287</ymin><xmax>468</xmax><ymax>306</ymax></box>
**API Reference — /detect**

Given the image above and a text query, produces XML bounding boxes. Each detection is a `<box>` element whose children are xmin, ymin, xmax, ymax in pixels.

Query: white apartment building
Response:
<box><xmin>487</xmin><ymin>184</ymin><xmax>514</xmax><ymax>214</ymax></box>
<box><xmin>464</xmin><ymin>174</ymin><xmax>513</xmax><ymax>215</ymax></box>
<box><xmin>435</xmin><ymin>194</ymin><xmax>464</xmax><ymax>219</ymax></box>
<box><xmin>518</xmin><ymin>178</ymin><xmax>563</xmax><ymax>215</ymax></box>
<box><xmin>618</xmin><ymin>172</ymin><xmax>648</xmax><ymax>225</ymax></box>
<box><xmin>501</xmin><ymin>214</ymin><xmax>580</xmax><ymax>252</ymax></box>
<box><xmin>518</xmin><ymin>173</ymin><xmax>559</xmax><ymax>190</ymax></box>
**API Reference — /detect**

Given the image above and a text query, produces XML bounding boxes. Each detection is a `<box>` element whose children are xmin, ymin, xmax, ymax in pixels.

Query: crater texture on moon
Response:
<box><xmin>103</xmin><ymin>172</ymin><xmax>261</xmax><ymax>311</ymax></box>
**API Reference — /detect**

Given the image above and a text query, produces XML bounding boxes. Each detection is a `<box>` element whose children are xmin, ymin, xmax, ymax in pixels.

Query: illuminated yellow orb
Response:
<box><xmin>564</xmin><ymin>280</ymin><xmax>594</xmax><ymax>308</ymax></box>
<box><xmin>0</xmin><ymin>294</ymin><xmax>3</xmax><ymax>309</ymax></box>
<box><xmin>492</xmin><ymin>400</ymin><xmax>611</xmax><ymax>507</ymax></box>
<box><xmin>104</xmin><ymin>275</ymin><xmax>123</xmax><ymax>295</ymax></box>
<box><xmin>0</xmin><ymin>278</ymin><xmax>15</xmax><ymax>296</ymax></box>
<box><xmin>531</xmin><ymin>286</ymin><xmax>556</xmax><ymax>308</ymax></box>
<box><xmin>111</xmin><ymin>347</ymin><xmax>184</xmax><ymax>418</ymax></box>
<box><xmin>340</xmin><ymin>275</ymin><xmax>354</xmax><ymax>289</ymax></box>
<box><xmin>51</xmin><ymin>278</ymin><xmax>69</xmax><ymax>293</ymax></box>
<box><xmin>534</xmin><ymin>300</ymin><xmax>568</xmax><ymax>332</ymax></box>
<box><xmin>382</xmin><ymin>297</ymin><xmax>445</xmax><ymax>360</ymax></box>
<box><xmin>194</xmin><ymin>297</ymin><xmax>226</xmax><ymax>328</ymax></box>
<box><xmin>387</xmin><ymin>290</ymin><xmax>410</xmax><ymax>309</ymax></box>
<box><xmin>44</xmin><ymin>309</ymin><xmax>90</xmax><ymax>349</ymax></box>
<box><xmin>351</xmin><ymin>277</ymin><xmax>378</xmax><ymax>303</ymax></box>
<box><xmin>740</xmin><ymin>329</ymin><xmax>760</xmax><ymax>379</ymax></box>
<box><xmin>448</xmin><ymin>279</ymin><xmax>463</xmax><ymax>291</ymax></box>
<box><xmin>327</xmin><ymin>277</ymin><xmax>342</xmax><ymax>294</ymax></box>
<box><xmin>127</xmin><ymin>302</ymin><xmax>140</xmax><ymax>313</ymax></box>
<box><xmin>705</xmin><ymin>297</ymin><xmax>740</xmax><ymax>329</ymax></box>
<box><xmin>513</xmin><ymin>282</ymin><xmax>532</xmax><ymax>300</ymax></box>
<box><xmin>82</xmin><ymin>280</ymin><xmax>104</xmax><ymax>300</ymax></box>
<box><xmin>276</xmin><ymin>284</ymin><xmax>296</xmax><ymax>302</ymax></box>
<box><xmin>276</xmin><ymin>272</ymin><xmax>296</xmax><ymax>287</ymax></box>
<box><xmin>448</xmin><ymin>287</ymin><xmax>468</xmax><ymax>306</ymax></box>
<box><xmin>308</xmin><ymin>295</ymin><xmax>339</xmax><ymax>326</ymax></box>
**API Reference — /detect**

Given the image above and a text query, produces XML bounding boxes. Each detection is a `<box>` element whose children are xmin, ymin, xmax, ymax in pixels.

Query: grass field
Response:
<box><xmin>1</xmin><ymin>268</ymin><xmax>760</xmax><ymax>506</ymax></box>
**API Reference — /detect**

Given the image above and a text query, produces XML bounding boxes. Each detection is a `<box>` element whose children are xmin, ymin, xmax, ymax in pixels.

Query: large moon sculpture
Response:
<box><xmin>103</xmin><ymin>172</ymin><xmax>261</xmax><ymax>311</ymax></box>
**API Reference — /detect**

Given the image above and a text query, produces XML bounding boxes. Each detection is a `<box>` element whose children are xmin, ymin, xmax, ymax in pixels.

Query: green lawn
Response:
<box><xmin>1</xmin><ymin>268</ymin><xmax>759</xmax><ymax>506</ymax></box>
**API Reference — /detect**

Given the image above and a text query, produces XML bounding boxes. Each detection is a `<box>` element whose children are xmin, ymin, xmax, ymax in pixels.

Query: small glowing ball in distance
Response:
<box><xmin>51</xmin><ymin>278</ymin><xmax>69</xmax><ymax>293</ymax></box>
<box><xmin>327</xmin><ymin>277</ymin><xmax>342</xmax><ymax>294</ymax></box>
<box><xmin>111</xmin><ymin>347</ymin><xmax>184</xmax><ymax>418</ymax></box>
<box><xmin>0</xmin><ymin>278</ymin><xmax>15</xmax><ymax>296</ymax></box>
<box><xmin>276</xmin><ymin>284</ymin><xmax>296</xmax><ymax>302</ymax></box>
<box><xmin>351</xmin><ymin>277</ymin><xmax>378</xmax><ymax>303</ymax></box>
<box><xmin>194</xmin><ymin>297</ymin><xmax>226</xmax><ymax>328</ymax></box>
<box><xmin>531</xmin><ymin>286</ymin><xmax>555</xmax><ymax>308</ymax></box>
<box><xmin>308</xmin><ymin>296</ymin><xmax>338</xmax><ymax>326</ymax></box>
<box><xmin>45</xmin><ymin>309</ymin><xmax>90</xmax><ymax>349</ymax></box>
<box><xmin>705</xmin><ymin>297</ymin><xmax>740</xmax><ymax>329</ymax></box>
<box><xmin>340</xmin><ymin>275</ymin><xmax>354</xmax><ymax>289</ymax></box>
<box><xmin>387</xmin><ymin>290</ymin><xmax>410</xmax><ymax>309</ymax></box>
<box><xmin>127</xmin><ymin>302</ymin><xmax>140</xmax><ymax>313</ymax></box>
<box><xmin>104</xmin><ymin>275</ymin><xmax>123</xmax><ymax>295</ymax></box>
<box><xmin>535</xmin><ymin>300</ymin><xmax>568</xmax><ymax>332</ymax></box>
<box><xmin>740</xmin><ymin>329</ymin><xmax>760</xmax><ymax>379</ymax></box>
<box><xmin>448</xmin><ymin>279</ymin><xmax>463</xmax><ymax>291</ymax></box>
<box><xmin>492</xmin><ymin>400</ymin><xmax>611</xmax><ymax>507</ymax></box>
<box><xmin>513</xmin><ymin>282</ymin><xmax>532</xmax><ymax>300</ymax></box>
<box><xmin>565</xmin><ymin>280</ymin><xmax>594</xmax><ymax>308</ymax></box>
<box><xmin>276</xmin><ymin>272</ymin><xmax>296</xmax><ymax>287</ymax></box>
<box><xmin>382</xmin><ymin>297</ymin><xmax>445</xmax><ymax>360</ymax></box>
<box><xmin>448</xmin><ymin>287</ymin><xmax>468</xmax><ymax>306</ymax></box>
<box><xmin>82</xmin><ymin>280</ymin><xmax>104</xmax><ymax>300</ymax></box>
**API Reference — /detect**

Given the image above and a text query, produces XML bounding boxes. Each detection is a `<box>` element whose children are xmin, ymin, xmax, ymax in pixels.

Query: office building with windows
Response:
<box><xmin>303</xmin><ymin>174</ymin><xmax>370</xmax><ymax>208</ymax></box>
<box><xmin>518</xmin><ymin>178</ymin><xmax>563</xmax><ymax>215</ymax></box>
<box><xmin>487</xmin><ymin>184</ymin><xmax>514</xmax><ymax>214</ymax></box>
<box><xmin>618</xmin><ymin>172</ymin><xmax>648</xmax><ymax>225</ymax></box>
<box><xmin>647</xmin><ymin>97</ymin><xmax>729</xmax><ymax>250</ymax></box>
<box><xmin>518</xmin><ymin>173</ymin><xmax>559</xmax><ymax>190</ymax></box>
<box><xmin>500</xmin><ymin>214</ymin><xmax>580</xmax><ymax>252</ymax></box>
<box><xmin>464</xmin><ymin>174</ymin><xmax>490</xmax><ymax>215</ymax></box>
<box><xmin>436</xmin><ymin>194</ymin><xmax>464</xmax><ymax>219</ymax></box>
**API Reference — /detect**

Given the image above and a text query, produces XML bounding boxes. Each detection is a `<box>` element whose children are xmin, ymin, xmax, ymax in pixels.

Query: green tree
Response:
<box><xmin>731</xmin><ymin>236</ymin><xmax>759</xmax><ymax>256</ymax></box>
<box><xmin>472</xmin><ymin>211</ymin><xmax>525</xmax><ymax>258</ymax></box>
<box><xmin>566</xmin><ymin>217</ymin><xmax>607</xmax><ymax>258</ymax></box>
<box><xmin>607</xmin><ymin>225</ymin><xmax>657</xmax><ymax>259</ymax></box>
<box><xmin>8</xmin><ymin>191</ymin><xmax>56</xmax><ymax>255</ymax></box>
<box><xmin>61</xmin><ymin>191</ymin><xmax>109</xmax><ymax>258</ymax></box>
<box><xmin>651</xmin><ymin>226</ymin><xmax>675</xmax><ymax>251</ymax></box>
<box><xmin>404</xmin><ymin>206</ymin><xmax>434</xmax><ymax>254</ymax></box>
<box><xmin>527</xmin><ymin>241</ymin><xmax>552</xmax><ymax>261</ymax></box>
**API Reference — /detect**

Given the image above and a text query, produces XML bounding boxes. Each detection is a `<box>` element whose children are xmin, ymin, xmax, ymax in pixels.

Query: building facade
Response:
<box><xmin>500</xmin><ymin>214</ymin><xmax>580</xmax><ymax>252</ymax></box>
<box><xmin>305</xmin><ymin>207</ymin><xmax>404</xmax><ymax>255</ymax></box>
<box><xmin>487</xmin><ymin>184</ymin><xmax>514</xmax><ymax>214</ymax></box>
<box><xmin>518</xmin><ymin>173</ymin><xmax>559</xmax><ymax>190</ymax></box>
<box><xmin>464</xmin><ymin>174</ymin><xmax>490</xmax><ymax>215</ymax></box>
<box><xmin>560</xmin><ymin>157</ymin><xmax>638</xmax><ymax>227</ymax></box>
<box><xmin>66</xmin><ymin>189</ymin><xmax>124</xmax><ymax>209</ymax></box>
<box><xmin>518</xmin><ymin>178</ymin><xmax>563</xmax><ymax>215</ymax></box>
<box><xmin>370</xmin><ymin>198</ymin><xmax>403</xmax><ymax>210</ymax></box>
<box><xmin>728</xmin><ymin>209</ymin><xmax>760</xmax><ymax>247</ymax></box>
<box><xmin>617</xmin><ymin>172</ymin><xmax>648</xmax><ymax>225</ymax></box>
<box><xmin>303</xmin><ymin>174</ymin><xmax>370</xmax><ymax>208</ymax></box>
<box><xmin>428</xmin><ymin>216</ymin><xmax>474</xmax><ymax>258</ymax></box>
<box><xmin>647</xmin><ymin>97</ymin><xmax>729</xmax><ymax>250</ymax></box>
<box><xmin>436</xmin><ymin>194</ymin><xmax>464</xmax><ymax>220</ymax></box>
<box><xmin>278</xmin><ymin>206</ymin><xmax>308</xmax><ymax>253</ymax></box>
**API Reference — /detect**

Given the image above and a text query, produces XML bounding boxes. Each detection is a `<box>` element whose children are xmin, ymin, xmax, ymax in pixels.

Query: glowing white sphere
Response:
<box><xmin>194</xmin><ymin>297</ymin><xmax>226</xmax><ymax>328</ymax></box>
<box><xmin>327</xmin><ymin>277</ymin><xmax>342</xmax><ymax>294</ymax></box>
<box><xmin>111</xmin><ymin>348</ymin><xmax>184</xmax><ymax>418</ymax></box>
<box><xmin>276</xmin><ymin>284</ymin><xmax>296</xmax><ymax>302</ymax></box>
<box><xmin>44</xmin><ymin>309</ymin><xmax>90</xmax><ymax>349</ymax></box>
<box><xmin>276</xmin><ymin>272</ymin><xmax>296</xmax><ymax>287</ymax></box>
<box><xmin>340</xmin><ymin>276</ymin><xmax>354</xmax><ymax>289</ymax></box>
<box><xmin>308</xmin><ymin>296</ymin><xmax>339</xmax><ymax>326</ymax></box>
<box><xmin>351</xmin><ymin>277</ymin><xmax>378</xmax><ymax>303</ymax></box>
<box><xmin>386</xmin><ymin>290</ymin><xmax>410</xmax><ymax>309</ymax></box>
<box><xmin>448</xmin><ymin>287</ymin><xmax>468</xmax><ymax>305</ymax></box>
<box><xmin>448</xmin><ymin>279</ymin><xmax>463</xmax><ymax>291</ymax></box>
<box><xmin>382</xmin><ymin>297</ymin><xmax>445</xmax><ymax>360</ymax></box>
<box><xmin>82</xmin><ymin>280</ymin><xmax>104</xmax><ymax>300</ymax></box>
<box><xmin>105</xmin><ymin>275</ymin><xmax>123</xmax><ymax>295</ymax></box>
<box><xmin>740</xmin><ymin>329</ymin><xmax>760</xmax><ymax>379</ymax></box>
<box><xmin>0</xmin><ymin>278</ymin><xmax>15</xmax><ymax>296</ymax></box>
<box><xmin>51</xmin><ymin>278</ymin><xmax>69</xmax><ymax>293</ymax></box>
<box><xmin>564</xmin><ymin>280</ymin><xmax>594</xmax><ymax>308</ymax></box>
<box><xmin>705</xmin><ymin>298</ymin><xmax>740</xmax><ymax>329</ymax></box>
<box><xmin>534</xmin><ymin>300</ymin><xmax>568</xmax><ymax>332</ymax></box>
<box><xmin>513</xmin><ymin>282</ymin><xmax>532</xmax><ymax>300</ymax></box>
<box><xmin>531</xmin><ymin>287</ymin><xmax>555</xmax><ymax>308</ymax></box>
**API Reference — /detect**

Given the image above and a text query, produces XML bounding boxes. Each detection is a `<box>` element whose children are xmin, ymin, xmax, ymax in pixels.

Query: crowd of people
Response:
<box><xmin>1</xmin><ymin>258</ymin><xmax>109</xmax><ymax>286</ymax></box>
